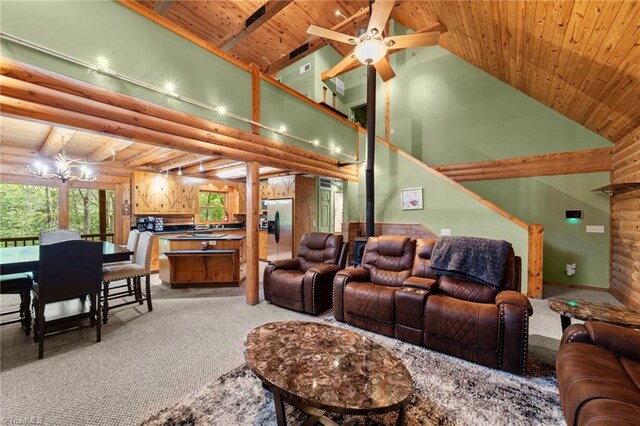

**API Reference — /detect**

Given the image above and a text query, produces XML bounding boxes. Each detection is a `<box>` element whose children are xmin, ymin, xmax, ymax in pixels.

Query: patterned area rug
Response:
<box><xmin>140</xmin><ymin>318</ymin><xmax>563</xmax><ymax>425</ymax></box>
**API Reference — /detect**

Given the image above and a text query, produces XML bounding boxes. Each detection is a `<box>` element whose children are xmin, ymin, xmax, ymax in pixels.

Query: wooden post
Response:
<box><xmin>98</xmin><ymin>189</ymin><xmax>107</xmax><ymax>236</ymax></box>
<box><xmin>527</xmin><ymin>224</ymin><xmax>544</xmax><ymax>298</ymax></box>
<box><xmin>58</xmin><ymin>183</ymin><xmax>70</xmax><ymax>229</ymax></box>
<box><xmin>250</xmin><ymin>63</ymin><xmax>260</xmax><ymax>135</ymax></box>
<box><xmin>246</xmin><ymin>161</ymin><xmax>260</xmax><ymax>305</ymax></box>
<box><xmin>322</xmin><ymin>86</ymin><xmax>327</xmax><ymax>104</ymax></box>
<box><xmin>332</xmin><ymin>92</ymin><xmax>337</xmax><ymax>108</ymax></box>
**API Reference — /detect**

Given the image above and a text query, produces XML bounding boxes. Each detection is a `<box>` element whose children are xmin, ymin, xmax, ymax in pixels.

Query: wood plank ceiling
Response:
<box><xmin>0</xmin><ymin>116</ymin><xmax>281</xmax><ymax>180</ymax></box>
<box><xmin>132</xmin><ymin>0</ymin><xmax>640</xmax><ymax>144</ymax></box>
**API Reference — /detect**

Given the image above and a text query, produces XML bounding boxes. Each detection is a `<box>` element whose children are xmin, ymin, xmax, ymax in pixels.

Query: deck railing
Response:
<box><xmin>0</xmin><ymin>233</ymin><xmax>115</xmax><ymax>247</ymax></box>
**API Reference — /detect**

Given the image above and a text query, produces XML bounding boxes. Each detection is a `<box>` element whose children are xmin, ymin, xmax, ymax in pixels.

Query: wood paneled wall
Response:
<box><xmin>610</xmin><ymin>128</ymin><xmax>640</xmax><ymax>309</ymax></box>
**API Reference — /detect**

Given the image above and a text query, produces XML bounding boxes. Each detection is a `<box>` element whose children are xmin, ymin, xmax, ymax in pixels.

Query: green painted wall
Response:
<box><xmin>465</xmin><ymin>174</ymin><xmax>611</xmax><ymax>287</ymax></box>
<box><xmin>348</xmin><ymin>137</ymin><xmax>530</xmax><ymax>292</ymax></box>
<box><xmin>0</xmin><ymin>0</ymin><xmax>253</xmax><ymax>132</ymax></box>
<box><xmin>278</xmin><ymin>21</ymin><xmax>612</xmax><ymax>288</ymax></box>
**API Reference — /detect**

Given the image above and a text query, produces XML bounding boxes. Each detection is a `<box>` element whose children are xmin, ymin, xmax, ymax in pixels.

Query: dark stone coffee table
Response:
<box><xmin>244</xmin><ymin>321</ymin><xmax>413</xmax><ymax>425</ymax></box>
<box><xmin>548</xmin><ymin>297</ymin><xmax>640</xmax><ymax>331</ymax></box>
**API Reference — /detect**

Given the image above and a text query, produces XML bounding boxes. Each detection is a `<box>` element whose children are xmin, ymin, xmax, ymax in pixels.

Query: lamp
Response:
<box><xmin>26</xmin><ymin>151</ymin><xmax>97</xmax><ymax>183</ymax></box>
<box><xmin>354</xmin><ymin>39</ymin><xmax>388</xmax><ymax>64</ymax></box>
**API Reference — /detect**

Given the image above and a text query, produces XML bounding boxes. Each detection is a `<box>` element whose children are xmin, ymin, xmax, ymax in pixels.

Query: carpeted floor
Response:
<box><xmin>0</xmin><ymin>272</ymin><xmax>618</xmax><ymax>426</ymax></box>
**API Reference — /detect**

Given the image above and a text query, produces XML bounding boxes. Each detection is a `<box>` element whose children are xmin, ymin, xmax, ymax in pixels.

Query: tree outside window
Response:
<box><xmin>69</xmin><ymin>188</ymin><xmax>115</xmax><ymax>234</ymax></box>
<box><xmin>199</xmin><ymin>191</ymin><xmax>227</xmax><ymax>222</ymax></box>
<box><xmin>0</xmin><ymin>183</ymin><xmax>59</xmax><ymax>237</ymax></box>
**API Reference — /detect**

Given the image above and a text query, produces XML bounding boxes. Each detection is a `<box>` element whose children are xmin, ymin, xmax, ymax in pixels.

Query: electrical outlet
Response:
<box><xmin>440</xmin><ymin>228</ymin><xmax>451</xmax><ymax>236</ymax></box>
<box><xmin>565</xmin><ymin>263</ymin><xmax>576</xmax><ymax>276</ymax></box>
<box><xmin>586</xmin><ymin>225</ymin><xmax>605</xmax><ymax>233</ymax></box>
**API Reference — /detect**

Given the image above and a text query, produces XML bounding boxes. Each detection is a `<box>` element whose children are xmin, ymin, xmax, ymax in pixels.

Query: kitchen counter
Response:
<box><xmin>158</xmin><ymin>235</ymin><xmax>246</xmax><ymax>288</ymax></box>
<box><xmin>158</xmin><ymin>235</ymin><xmax>246</xmax><ymax>241</ymax></box>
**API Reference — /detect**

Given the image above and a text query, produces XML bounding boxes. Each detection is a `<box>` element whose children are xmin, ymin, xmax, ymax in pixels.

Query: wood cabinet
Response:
<box><xmin>132</xmin><ymin>171</ymin><xmax>199</xmax><ymax>215</ymax></box>
<box><xmin>238</xmin><ymin>184</ymin><xmax>246</xmax><ymax>214</ymax></box>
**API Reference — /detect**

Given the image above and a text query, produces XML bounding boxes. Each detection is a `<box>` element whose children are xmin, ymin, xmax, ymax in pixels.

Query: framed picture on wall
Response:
<box><xmin>401</xmin><ymin>187</ymin><xmax>423</xmax><ymax>210</ymax></box>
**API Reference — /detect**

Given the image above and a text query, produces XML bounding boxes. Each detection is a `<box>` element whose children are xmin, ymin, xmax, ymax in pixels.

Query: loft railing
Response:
<box><xmin>0</xmin><ymin>233</ymin><xmax>115</xmax><ymax>247</ymax></box>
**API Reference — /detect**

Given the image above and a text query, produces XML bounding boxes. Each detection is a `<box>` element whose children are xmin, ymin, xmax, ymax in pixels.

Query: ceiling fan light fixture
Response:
<box><xmin>354</xmin><ymin>39</ymin><xmax>387</xmax><ymax>65</ymax></box>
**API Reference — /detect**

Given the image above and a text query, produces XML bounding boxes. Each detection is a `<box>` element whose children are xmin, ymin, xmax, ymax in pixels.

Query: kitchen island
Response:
<box><xmin>158</xmin><ymin>234</ymin><xmax>246</xmax><ymax>287</ymax></box>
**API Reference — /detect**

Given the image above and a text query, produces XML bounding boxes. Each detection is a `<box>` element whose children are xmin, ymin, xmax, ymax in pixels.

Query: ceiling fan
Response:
<box><xmin>306</xmin><ymin>0</ymin><xmax>440</xmax><ymax>82</ymax></box>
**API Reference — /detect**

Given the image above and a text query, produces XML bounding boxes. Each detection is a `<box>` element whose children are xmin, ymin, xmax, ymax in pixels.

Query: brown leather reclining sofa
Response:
<box><xmin>264</xmin><ymin>233</ymin><xmax>347</xmax><ymax>315</ymax></box>
<box><xmin>334</xmin><ymin>235</ymin><xmax>532</xmax><ymax>375</ymax></box>
<box><xmin>557</xmin><ymin>321</ymin><xmax>640</xmax><ymax>425</ymax></box>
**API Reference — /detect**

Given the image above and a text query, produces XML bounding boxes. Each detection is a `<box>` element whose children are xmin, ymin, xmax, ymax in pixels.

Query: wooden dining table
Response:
<box><xmin>0</xmin><ymin>242</ymin><xmax>132</xmax><ymax>275</ymax></box>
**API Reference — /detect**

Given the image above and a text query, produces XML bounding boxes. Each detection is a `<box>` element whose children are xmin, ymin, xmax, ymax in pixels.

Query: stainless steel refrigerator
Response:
<box><xmin>267</xmin><ymin>198</ymin><xmax>293</xmax><ymax>261</ymax></box>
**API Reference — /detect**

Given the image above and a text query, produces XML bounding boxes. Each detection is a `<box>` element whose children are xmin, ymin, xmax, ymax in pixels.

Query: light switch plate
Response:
<box><xmin>440</xmin><ymin>228</ymin><xmax>451</xmax><ymax>236</ymax></box>
<box><xmin>586</xmin><ymin>225</ymin><xmax>605</xmax><ymax>233</ymax></box>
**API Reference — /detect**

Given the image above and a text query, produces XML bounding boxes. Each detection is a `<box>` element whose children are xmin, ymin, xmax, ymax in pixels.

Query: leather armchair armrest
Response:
<box><xmin>308</xmin><ymin>264</ymin><xmax>341</xmax><ymax>278</ymax></box>
<box><xmin>495</xmin><ymin>290</ymin><xmax>533</xmax><ymax>316</ymax></box>
<box><xmin>333</xmin><ymin>268</ymin><xmax>369</xmax><ymax>322</ymax></box>
<box><xmin>269</xmin><ymin>258</ymin><xmax>300</xmax><ymax>271</ymax></box>
<box><xmin>560</xmin><ymin>324</ymin><xmax>594</xmax><ymax>346</ymax></box>
<box><xmin>403</xmin><ymin>276</ymin><xmax>437</xmax><ymax>291</ymax></box>
<box><xmin>335</xmin><ymin>267</ymin><xmax>370</xmax><ymax>282</ymax></box>
<box><xmin>585</xmin><ymin>321</ymin><xmax>640</xmax><ymax>362</ymax></box>
<box><xmin>496</xmin><ymin>290</ymin><xmax>533</xmax><ymax>375</ymax></box>
<box><xmin>303</xmin><ymin>264</ymin><xmax>342</xmax><ymax>315</ymax></box>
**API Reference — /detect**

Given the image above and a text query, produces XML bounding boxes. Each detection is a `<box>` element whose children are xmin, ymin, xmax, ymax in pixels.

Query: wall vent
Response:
<box><xmin>319</xmin><ymin>178</ymin><xmax>332</xmax><ymax>189</ymax></box>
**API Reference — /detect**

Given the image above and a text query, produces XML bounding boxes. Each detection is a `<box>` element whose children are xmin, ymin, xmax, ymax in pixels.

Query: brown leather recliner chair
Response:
<box><xmin>557</xmin><ymin>321</ymin><xmax>640</xmax><ymax>426</ymax></box>
<box><xmin>334</xmin><ymin>235</ymin><xmax>416</xmax><ymax>336</ymax></box>
<box><xmin>415</xmin><ymin>238</ymin><xmax>532</xmax><ymax>375</ymax></box>
<box><xmin>264</xmin><ymin>233</ymin><xmax>347</xmax><ymax>315</ymax></box>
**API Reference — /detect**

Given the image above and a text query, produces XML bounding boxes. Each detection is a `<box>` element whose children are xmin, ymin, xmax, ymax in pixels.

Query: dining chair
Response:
<box><xmin>0</xmin><ymin>273</ymin><xmax>33</xmax><ymax>335</ymax></box>
<box><xmin>101</xmin><ymin>231</ymin><xmax>153</xmax><ymax>324</ymax></box>
<box><xmin>115</xmin><ymin>230</ymin><xmax>140</xmax><ymax>295</ymax></box>
<box><xmin>39</xmin><ymin>229</ymin><xmax>81</xmax><ymax>245</ymax></box>
<box><xmin>33</xmin><ymin>240</ymin><xmax>103</xmax><ymax>359</ymax></box>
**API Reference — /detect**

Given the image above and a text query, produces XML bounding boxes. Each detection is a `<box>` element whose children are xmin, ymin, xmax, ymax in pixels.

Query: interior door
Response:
<box><xmin>318</xmin><ymin>187</ymin><xmax>332</xmax><ymax>233</ymax></box>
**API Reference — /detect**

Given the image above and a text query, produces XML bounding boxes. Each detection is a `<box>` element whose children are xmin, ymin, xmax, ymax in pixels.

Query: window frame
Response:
<box><xmin>198</xmin><ymin>190</ymin><xmax>228</xmax><ymax>223</ymax></box>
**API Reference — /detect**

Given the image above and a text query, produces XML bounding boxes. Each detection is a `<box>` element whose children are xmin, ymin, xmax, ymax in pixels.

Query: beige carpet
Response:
<box><xmin>0</xmin><ymin>274</ymin><xmax>618</xmax><ymax>426</ymax></box>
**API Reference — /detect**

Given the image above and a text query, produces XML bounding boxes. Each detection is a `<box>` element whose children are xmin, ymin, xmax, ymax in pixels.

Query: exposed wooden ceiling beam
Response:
<box><xmin>39</xmin><ymin>126</ymin><xmax>76</xmax><ymax>157</ymax></box>
<box><xmin>154</xmin><ymin>153</ymin><xmax>215</xmax><ymax>172</ymax></box>
<box><xmin>266</xmin><ymin>6</ymin><xmax>371</xmax><ymax>75</ymax></box>
<box><xmin>124</xmin><ymin>146</ymin><xmax>175</xmax><ymax>168</ymax></box>
<box><xmin>153</xmin><ymin>0</ymin><xmax>175</xmax><ymax>17</ymax></box>
<box><xmin>85</xmin><ymin>138</ymin><xmax>135</xmax><ymax>162</ymax></box>
<box><xmin>185</xmin><ymin>158</ymin><xmax>240</xmax><ymax>175</ymax></box>
<box><xmin>218</xmin><ymin>0</ymin><xmax>294</xmax><ymax>52</ymax></box>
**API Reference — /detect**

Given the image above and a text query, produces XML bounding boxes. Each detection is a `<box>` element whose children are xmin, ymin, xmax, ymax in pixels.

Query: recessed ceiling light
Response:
<box><xmin>279</xmin><ymin>125</ymin><xmax>287</xmax><ymax>133</ymax></box>
<box><xmin>96</xmin><ymin>56</ymin><xmax>109</xmax><ymax>70</ymax></box>
<box><xmin>216</xmin><ymin>106</ymin><xmax>227</xmax><ymax>115</ymax></box>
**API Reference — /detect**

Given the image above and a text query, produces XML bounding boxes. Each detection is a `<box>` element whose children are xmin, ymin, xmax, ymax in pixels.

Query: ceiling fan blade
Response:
<box><xmin>384</xmin><ymin>32</ymin><xmax>440</xmax><ymax>50</ymax></box>
<box><xmin>367</xmin><ymin>0</ymin><xmax>396</xmax><ymax>35</ymax></box>
<box><xmin>323</xmin><ymin>52</ymin><xmax>360</xmax><ymax>79</ymax></box>
<box><xmin>307</xmin><ymin>25</ymin><xmax>356</xmax><ymax>45</ymax></box>
<box><xmin>374</xmin><ymin>57</ymin><xmax>395</xmax><ymax>82</ymax></box>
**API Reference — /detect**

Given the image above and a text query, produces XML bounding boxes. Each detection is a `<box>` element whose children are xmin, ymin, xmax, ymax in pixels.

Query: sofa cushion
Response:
<box><xmin>411</xmin><ymin>239</ymin><xmax>437</xmax><ymax>280</ymax></box>
<box><xmin>362</xmin><ymin>236</ymin><xmax>416</xmax><ymax>287</ymax></box>
<box><xmin>344</xmin><ymin>282</ymin><xmax>397</xmax><ymax>324</ymax></box>
<box><xmin>439</xmin><ymin>276</ymin><xmax>499</xmax><ymax>304</ymax></box>
<box><xmin>297</xmin><ymin>233</ymin><xmax>343</xmax><ymax>271</ymax></box>
<box><xmin>556</xmin><ymin>342</ymin><xmax>640</xmax><ymax>426</ymax></box>
<box><xmin>424</xmin><ymin>294</ymin><xmax>499</xmax><ymax>351</ymax></box>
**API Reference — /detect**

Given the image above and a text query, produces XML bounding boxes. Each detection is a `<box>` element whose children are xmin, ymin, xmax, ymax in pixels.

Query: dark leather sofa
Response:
<box><xmin>334</xmin><ymin>235</ymin><xmax>532</xmax><ymax>375</ymax></box>
<box><xmin>264</xmin><ymin>232</ymin><xmax>347</xmax><ymax>315</ymax></box>
<box><xmin>557</xmin><ymin>321</ymin><xmax>640</xmax><ymax>425</ymax></box>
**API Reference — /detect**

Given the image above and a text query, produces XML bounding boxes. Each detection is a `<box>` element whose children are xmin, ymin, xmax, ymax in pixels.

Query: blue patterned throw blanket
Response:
<box><xmin>430</xmin><ymin>236</ymin><xmax>512</xmax><ymax>287</ymax></box>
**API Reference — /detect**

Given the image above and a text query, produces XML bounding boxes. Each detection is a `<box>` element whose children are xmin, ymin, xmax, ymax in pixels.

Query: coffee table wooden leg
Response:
<box><xmin>396</xmin><ymin>403</ymin><xmax>407</xmax><ymax>426</ymax></box>
<box><xmin>273</xmin><ymin>389</ymin><xmax>287</xmax><ymax>426</ymax></box>
<box><xmin>561</xmin><ymin>315</ymin><xmax>571</xmax><ymax>331</ymax></box>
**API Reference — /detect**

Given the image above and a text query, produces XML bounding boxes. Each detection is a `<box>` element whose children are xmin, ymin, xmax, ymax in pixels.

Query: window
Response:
<box><xmin>69</xmin><ymin>188</ymin><xmax>115</xmax><ymax>235</ymax></box>
<box><xmin>0</xmin><ymin>183</ymin><xmax>59</xmax><ymax>238</ymax></box>
<box><xmin>199</xmin><ymin>191</ymin><xmax>227</xmax><ymax>222</ymax></box>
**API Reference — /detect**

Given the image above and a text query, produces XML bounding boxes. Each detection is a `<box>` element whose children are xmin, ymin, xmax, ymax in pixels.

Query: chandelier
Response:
<box><xmin>26</xmin><ymin>151</ymin><xmax>98</xmax><ymax>183</ymax></box>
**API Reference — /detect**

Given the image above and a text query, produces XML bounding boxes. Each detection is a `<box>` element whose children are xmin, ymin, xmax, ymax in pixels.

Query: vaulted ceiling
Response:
<box><xmin>130</xmin><ymin>1</ymin><xmax>639</xmax><ymax>144</ymax></box>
